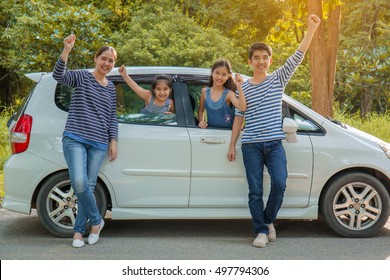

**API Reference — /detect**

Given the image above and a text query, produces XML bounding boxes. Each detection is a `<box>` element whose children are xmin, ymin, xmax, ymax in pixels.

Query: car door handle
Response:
<box><xmin>200</xmin><ymin>137</ymin><xmax>226</xmax><ymax>144</ymax></box>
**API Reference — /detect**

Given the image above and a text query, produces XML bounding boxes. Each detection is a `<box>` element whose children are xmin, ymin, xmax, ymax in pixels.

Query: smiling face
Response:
<box><xmin>211</xmin><ymin>66</ymin><xmax>231</xmax><ymax>87</ymax></box>
<box><xmin>248</xmin><ymin>49</ymin><xmax>272</xmax><ymax>75</ymax></box>
<box><xmin>94</xmin><ymin>49</ymin><xmax>116</xmax><ymax>76</ymax></box>
<box><xmin>153</xmin><ymin>79</ymin><xmax>172</xmax><ymax>102</ymax></box>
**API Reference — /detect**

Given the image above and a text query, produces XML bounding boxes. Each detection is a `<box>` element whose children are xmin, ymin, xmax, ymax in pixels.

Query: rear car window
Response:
<box><xmin>55</xmin><ymin>82</ymin><xmax>177</xmax><ymax>126</ymax></box>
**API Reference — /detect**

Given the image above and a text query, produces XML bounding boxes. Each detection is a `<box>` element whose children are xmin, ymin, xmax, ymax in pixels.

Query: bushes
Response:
<box><xmin>0</xmin><ymin>108</ymin><xmax>13</xmax><ymax>169</ymax></box>
<box><xmin>0</xmin><ymin>107</ymin><xmax>13</xmax><ymax>200</ymax></box>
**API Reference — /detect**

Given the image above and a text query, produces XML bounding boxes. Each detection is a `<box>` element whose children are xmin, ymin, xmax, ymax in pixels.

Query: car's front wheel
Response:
<box><xmin>36</xmin><ymin>171</ymin><xmax>107</xmax><ymax>238</ymax></box>
<box><xmin>321</xmin><ymin>172</ymin><xmax>390</xmax><ymax>238</ymax></box>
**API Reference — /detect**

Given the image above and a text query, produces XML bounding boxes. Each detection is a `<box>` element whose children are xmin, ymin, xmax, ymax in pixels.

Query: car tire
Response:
<box><xmin>36</xmin><ymin>171</ymin><xmax>107</xmax><ymax>238</ymax></box>
<box><xmin>320</xmin><ymin>172</ymin><xmax>390</xmax><ymax>238</ymax></box>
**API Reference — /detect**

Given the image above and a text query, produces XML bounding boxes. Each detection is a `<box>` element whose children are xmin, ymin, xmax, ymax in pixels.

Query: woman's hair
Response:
<box><xmin>94</xmin><ymin>46</ymin><xmax>118</xmax><ymax>61</ymax></box>
<box><xmin>208</xmin><ymin>59</ymin><xmax>236</xmax><ymax>92</ymax></box>
<box><xmin>151</xmin><ymin>75</ymin><xmax>173</xmax><ymax>96</ymax></box>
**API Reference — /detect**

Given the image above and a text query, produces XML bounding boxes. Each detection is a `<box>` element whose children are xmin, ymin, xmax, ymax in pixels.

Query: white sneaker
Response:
<box><xmin>267</xmin><ymin>223</ymin><xmax>276</xmax><ymax>242</ymax></box>
<box><xmin>252</xmin><ymin>233</ymin><xmax>268</xmax><ymax>248</ymax></box>
<box><xmin>72</xmin><ymin>239</ymin><xmax>85</xmax><ymax>248</ymax></box>
<box><xmin>88</xmin><ymin>219</ymin><xmax>105</xmax><ymax>245</ymax></box>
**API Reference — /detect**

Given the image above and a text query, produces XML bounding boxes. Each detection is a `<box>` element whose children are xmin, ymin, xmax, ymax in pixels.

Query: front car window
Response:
<box><xmin>282</xmin><ymin>101</ymin><xmax>323</xmax><ymax>134</ymax></box>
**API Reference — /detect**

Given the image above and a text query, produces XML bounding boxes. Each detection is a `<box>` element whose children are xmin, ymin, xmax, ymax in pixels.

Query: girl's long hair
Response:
<box><xmin>208</xmin><ymin>59</ymin><xmax>236</xmax><ymax>92</ymax></box>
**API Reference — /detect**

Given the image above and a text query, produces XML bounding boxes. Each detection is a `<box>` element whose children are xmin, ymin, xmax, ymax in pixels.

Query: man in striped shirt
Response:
<box><xmin>228</xmin><ymin>14</ymin><xmax>321</xmax><ymax>248</ymax></box>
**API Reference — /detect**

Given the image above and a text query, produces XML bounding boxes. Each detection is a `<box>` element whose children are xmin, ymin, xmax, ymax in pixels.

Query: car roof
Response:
<box><xmin>109</xmin><ymin>66</ymin><xmax>212</xmax><ymax>76</ymax></box>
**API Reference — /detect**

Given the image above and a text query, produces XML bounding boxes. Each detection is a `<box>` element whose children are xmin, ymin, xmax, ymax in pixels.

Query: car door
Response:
<box><xmin>188</xmin><ymin>126</ymin><xmax>248</xmax><ymax>207</ymax></box>
<box><xmin>186</xmin><ymin>88</ymin><xmax>316</xmax><ymax>208</ymax></box>
<box><xmin>181</xmin><ymin>82</ymin><xmax>248</xmax><ymax>207</ymax></box>
<box><xmin>100</xmin><ymin>77</ymin><xmax>191</xmax><ymax>208</ymax></box>
<box><xmin>281</xmin><ymin>103</ymin><xmax>325</xmax><ymax>207</ymax></box>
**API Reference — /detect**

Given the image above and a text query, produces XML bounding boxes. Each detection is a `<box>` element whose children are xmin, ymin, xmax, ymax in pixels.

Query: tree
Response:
<box><xmin>335</xmin><ymin>0</ymin><xmax>390</xmax><ymax>117</ymax></box>
<box><xmin>173</xmin><ymin>0</ymin><xmax>283</xmax><ymax>57</ymax></box>
<box><xmin>0</xmin><ymin>0</ymin><xmax>112</xmax><ymax>106</ymax></box>
<box><xmin>113</xmin><ymin>2</ymin><xmax>246</xmax><ymax>71</ymax></box>
<box><xmin>265</xmin><ymin>0</ymin><xmax>341</xmax><ymax>116</ymax></box>
<box><xmin>264</xmin><ymin>1</ymin><xmax>318</xmax><ymax>107</ymax></box>
<box><xmin>308</xmin><ymin>0</ymin><xmax>341</xmax><ymax>118</ymax></box>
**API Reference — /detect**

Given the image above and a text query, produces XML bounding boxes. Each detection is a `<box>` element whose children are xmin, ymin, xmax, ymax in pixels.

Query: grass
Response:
<box><xmin>0</xmin><ymin>108</ymin><xmax>389</xmax><ymax>203</ymax></box>
<box><xmin>334</xmin><ymin>111</ymin><xmax>390</xmax><ymax>143</ymax></box>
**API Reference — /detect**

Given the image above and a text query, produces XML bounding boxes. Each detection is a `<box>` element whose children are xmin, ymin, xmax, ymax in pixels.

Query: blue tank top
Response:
<box><xmin>140</xmin><ymin>96</ymin><xmax>171</xmax><ymax>114</ymax></box>
<box><xmin>204</xmin><ymin>87</ymin><xmax>235</xmax><ymax>128</ymax></box>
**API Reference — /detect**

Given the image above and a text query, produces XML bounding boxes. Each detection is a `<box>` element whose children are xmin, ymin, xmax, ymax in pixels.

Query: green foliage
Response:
<box><xmin>113</xmin><ymin>2</ymin><xmax>246</xmax><ymax>72</ymax></box>
<box><xmin>0</xmin><ymin>0</ymin><xmax>115</xmax><ymax>107</ymax></box>
<box><xmin>2</xmin><ymin>1</ymin><xmax>112</xmax><ymax>72</ymax></box>
<box><xmin>336</xmin><ymin>0</ymin><xmax>390</xmax><ymax>116</ymax></box>
<box><xmin>336</xmin><ymin>46</ymin><xmax>390</xmax><ymax>114</ymax></box>
<box><xmin>0</xmin><ymin>106</ymin><xmax>13</xmax><ymax>200</ymax></box>
<box><xmin>173</xmin><ymin>0</ymin><xmax>283</xmax><ymax>52</ymax></box>
<box><xmin>0</xmin><ymin>107</ymin><xmax>13</xmax><ymax>170</ymax></box>
<box><xmin>289</xmin><ymin>91</ymin><xmax>313</xmax><ymax>108</ymax></box>
<box><xmin>263</xmin><ymin>3</ymin><xmax>313</xmax><ymax>101</ymax></box>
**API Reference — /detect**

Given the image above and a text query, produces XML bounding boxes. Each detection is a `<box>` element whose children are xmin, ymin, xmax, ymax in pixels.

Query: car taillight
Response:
<box><xmin>10</xmin><ymin>114</ymin><xmax>33</xmax><ymax>154</ymax></box>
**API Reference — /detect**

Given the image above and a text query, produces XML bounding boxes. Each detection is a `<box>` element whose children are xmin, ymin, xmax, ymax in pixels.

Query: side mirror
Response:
<box><xmin>283</xmin><ymin>118</ymin><xmax>298</xmax><ymax>143</ymax></box>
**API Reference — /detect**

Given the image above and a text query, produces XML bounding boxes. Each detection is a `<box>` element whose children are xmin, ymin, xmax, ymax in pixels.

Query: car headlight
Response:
<box><xmin>379</xmin><ymin>142</ymin><xmax>390</xmax><ymax>159</ymax></box>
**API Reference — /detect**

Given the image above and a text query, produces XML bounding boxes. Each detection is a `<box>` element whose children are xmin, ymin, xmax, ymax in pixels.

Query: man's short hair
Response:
<box><xmin>248</xmin><ymin>43</ymin><xmax>272</xmax><ymax>59</ymax></box>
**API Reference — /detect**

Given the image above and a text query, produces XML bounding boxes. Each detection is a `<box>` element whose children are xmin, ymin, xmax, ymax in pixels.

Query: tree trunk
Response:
<box><xmin>360</xmin><ymin>89</ymin><xmax>373</xmax><ymax>118</ymax></box>
<box><xmin>326</xmin><ymin>4</ymin><xmax>341</xmax><ymax>116</ymax></box>
<box><xmin>308</xmin><ymin>0</ymin><xmax>341</xmax><ymax>118</ymax></box>
<box><xmin>0</xmin><ymin>71</ymin><xmax>12</xmax><ymax>107</ymax></box>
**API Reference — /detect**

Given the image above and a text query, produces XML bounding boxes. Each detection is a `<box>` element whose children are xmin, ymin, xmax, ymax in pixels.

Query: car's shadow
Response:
<box><xmin>2</xmin><ymin>210</ymin><xmax>390</xmax><ymax>239</ymax></box>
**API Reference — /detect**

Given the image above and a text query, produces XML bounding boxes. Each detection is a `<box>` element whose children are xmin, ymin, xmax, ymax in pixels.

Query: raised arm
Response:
<box><xmin>60</xmin><ymin>34</ymin><xmax>76</xmax><ymax>62</ymax></box>
<box><xmin>118</xmin><ymin>65</ymin><xmax>151</xmax><ymax>102</ymax></box>
<box><xmin>298</xmin><ymin>14</ymin><xmax>321</xmax><ymax>53</ymax></box>
<box><xmin>228</xmin><ymin>73</ymin><xmax>246</xmax><ymax>111</ymax></box>
<box><xmin>53</xmin><ymin>34</ymin><xmax>79</xmax><ymax>87</ymax></box>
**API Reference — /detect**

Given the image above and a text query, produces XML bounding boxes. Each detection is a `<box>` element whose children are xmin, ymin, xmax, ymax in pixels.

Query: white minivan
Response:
<box><xmin>2</xmin><ymin>66</ymin><xmax>390</xmax><ymax>238</ymax></box>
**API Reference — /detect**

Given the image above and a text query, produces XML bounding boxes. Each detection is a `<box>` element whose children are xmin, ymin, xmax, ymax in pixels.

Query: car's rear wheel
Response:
<box><xmin>36</xmin><ymin>171</ymin><xmax>107</xmax><ymax>238</ymax></box>
<box><xmin>321</xmin><ymin>172</ymin><xmax>390</xmax><ymax>238</ymax></box>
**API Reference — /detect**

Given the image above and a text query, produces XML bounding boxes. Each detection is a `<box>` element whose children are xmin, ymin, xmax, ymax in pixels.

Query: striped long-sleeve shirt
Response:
<box><xmin>237</xmin><ymin>50</ymin><xmax>304</xmax><ymax>143</ymax></box>
<box><xmin>53</xmin><ymin>58</ymin><xmax>118</xmax><ymax>146</ymax></box>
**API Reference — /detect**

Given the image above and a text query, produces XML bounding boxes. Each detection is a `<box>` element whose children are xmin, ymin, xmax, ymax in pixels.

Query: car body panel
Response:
<box><xmin>101</xmin><ymin>124</ymin><xmax>192</xmax><ymax>207</ymax></box>
<box><xmin>187</xmin><ymin>128</ymin><xmax>314</xmax><ymax>208</ymax></box>
<box><xmin>3</xmin><ymin>151</ymin><xmax>63</xmax><ymax>214</ymax></box>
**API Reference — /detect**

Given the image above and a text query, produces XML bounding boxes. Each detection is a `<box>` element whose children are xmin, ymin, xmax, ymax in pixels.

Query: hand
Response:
<box><xmin>118</xmin><ymin>65</ymin><xmax>127</xmax><ymax>76</ymax></box>
<box><xmin>234</xmin><ymin>73</ymin><xmax>244</xmax><ymax>89</ymax></box>
<box><xmin>227</xmin><ymin>146</ymin><xmax>236</xmax><ymax>161</ymax></box>
<box><xmin>198</xmin><ymin>120</ymin><xmax>208</xmax><ymax>129</ymax></box>
<box><xmin>308</xmin><ymin>14</ymin><xmax>321</xmax><ymax>29</ymax></box>
<box><xmin>109</xmin><ymin>140</ymin><xmax>117</xmax><ymax>162</ymax></box>
<box><xmin>64</xmin><ymin>34</ymin><xmax>76</xmax><ymax>51</ymax></box>
<box><xmin>164</xmin><ymin>104</ymin><xmax>173</xmax><ymax>114</ymax></box>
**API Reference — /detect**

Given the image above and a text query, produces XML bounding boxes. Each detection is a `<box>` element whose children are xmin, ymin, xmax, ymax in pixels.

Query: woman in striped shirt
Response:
<box><xmin>53</xmin><ymin>34</ymin><xmax>118</xmax><ymax>248</ymax></box>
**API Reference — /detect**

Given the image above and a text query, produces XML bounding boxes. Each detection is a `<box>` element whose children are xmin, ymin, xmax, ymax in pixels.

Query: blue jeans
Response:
<box><xmin>62</xmin><ymin>136</ymin><xmax>107</xmax><ymax>234</ymax></box>
<box><xmin>241</xmin><ymin>140</ymin><xmax>287</xmax><ymax>234</ymax></box>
